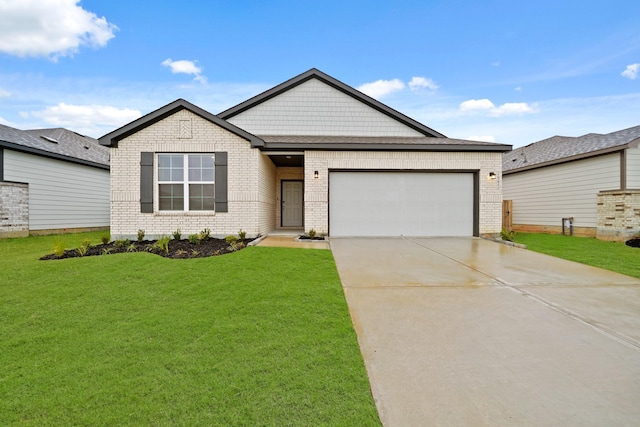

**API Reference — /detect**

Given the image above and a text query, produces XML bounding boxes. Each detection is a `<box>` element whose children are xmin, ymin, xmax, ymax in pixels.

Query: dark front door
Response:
<box><xmin>282</xmin><ymin>180</ymin><xmax>303</xmax><ymax>227</ymax></box>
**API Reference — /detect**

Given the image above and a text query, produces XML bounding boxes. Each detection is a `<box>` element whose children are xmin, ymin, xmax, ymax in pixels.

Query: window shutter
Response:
<box><xmin>140</xmin><ymin>152</ymin><xmax>154</xmax><ymax>213</ymax></box>
<box><xmin>215</xmin><ymin>152</ymin><xmax>228</xmax><ymax>212</ymax></box>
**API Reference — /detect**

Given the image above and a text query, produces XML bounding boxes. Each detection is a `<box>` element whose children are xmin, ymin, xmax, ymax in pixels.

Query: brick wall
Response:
<box><xmin>0</xmin><ymin>181</ymin><xmax>29</xmax><ymax>238</ymax></box>
<box><xmin>110</xmin><ymin>109</ymin><xmax>271</xmax><ymax>240</ymax></box>
<box><xmin>304</xmin><ymin>150</ymin><xmax>503</xmax><ymax>235</ymax></box>
<box><xmin>596</xmin><ymin>190</ymin><xmax>640</xmax><ymax>241</ymax></box>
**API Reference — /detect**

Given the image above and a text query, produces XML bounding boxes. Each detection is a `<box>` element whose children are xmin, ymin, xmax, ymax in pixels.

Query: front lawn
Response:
<box><xmin>0</xmin><ymin>232</ymin><xmax>380</xmax><ymax>426</ymax></box>
<box><xmin>513</xmin><ymin>233</ymin><xmax>640</xmax><ymax>279</ymax></box>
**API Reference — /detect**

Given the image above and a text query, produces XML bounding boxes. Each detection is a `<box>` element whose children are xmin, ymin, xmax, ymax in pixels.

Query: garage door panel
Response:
<box><xmin>329</xmin><ymin>172</ymin><xmax>474</xmax><ymax>237</ymax></box>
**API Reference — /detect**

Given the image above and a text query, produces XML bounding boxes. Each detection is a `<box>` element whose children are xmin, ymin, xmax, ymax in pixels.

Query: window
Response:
<box><xmin>157</xmin><ymin>154</ymin><xmax>215</xmax><ymax>211</ymax></box>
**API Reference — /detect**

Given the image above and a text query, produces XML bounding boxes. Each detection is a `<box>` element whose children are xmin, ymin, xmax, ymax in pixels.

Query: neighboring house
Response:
<box><xmin>503</xmin><ymin>125</ymin><xmax>640</xmax><ymax>240</ymax></box>
<box><xmin>99</xmin><ymin>68</ymin><xmax>511</xmax><ymax>240</ymax></box>
<box><xmin>0</xmin><ymin>125</ymin><xmax>110</xmax><ymax>238</ymax></box>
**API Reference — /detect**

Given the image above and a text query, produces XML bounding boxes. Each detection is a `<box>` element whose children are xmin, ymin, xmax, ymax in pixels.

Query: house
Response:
<box><xmin>0</xmin><ymin>125</ymin><xmax>110</xmax><ymax>238</ymax></box>
<box><xmin>99</xmin><ymin>68</ymin><xmax>511</xmax><ymax>240</ymax></box>
<box><xmin>502</xmin><ymin>125</ymin><xmax>640</xmax><ymax>240</ymax></box>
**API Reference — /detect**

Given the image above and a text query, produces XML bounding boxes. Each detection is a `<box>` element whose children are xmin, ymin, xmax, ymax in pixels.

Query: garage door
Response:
<box><xmin>329</xmin><ymin>171</ymin><xmax>475</xmax><ymax>237</ymax></box>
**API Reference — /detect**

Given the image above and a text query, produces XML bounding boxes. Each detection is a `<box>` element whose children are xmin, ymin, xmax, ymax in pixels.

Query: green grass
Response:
<box><xmin>0</xmin><ymin>232</ymin><xmax>381</xmax><ymax>426</ymax></box>
<box><xmin>514</xmin><ymin>233</ymin><xmax>640</xmax><ymax>279</ymax></box>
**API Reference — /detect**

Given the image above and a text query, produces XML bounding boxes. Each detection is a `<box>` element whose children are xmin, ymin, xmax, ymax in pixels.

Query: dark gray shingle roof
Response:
<box><xmin>0</xmin><ymin>125</ymin><xmax>109</xmax><ymax>168</ymax></box>
<box><xmin>259</xmin><ymin>135</ymin><xmax>511</xmax><ymax>152</ymax></box>
<box><xmin>503</xmin><ymin>124</ymin><xmax>640</xmax><ymax>173</ymax></box>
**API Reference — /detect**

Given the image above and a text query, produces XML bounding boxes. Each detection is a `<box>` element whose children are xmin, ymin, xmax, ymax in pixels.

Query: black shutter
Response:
<box><xmin>140</xmin><ymin>152</ymin><xmax>154</xmax><ymax>213</ymax></box>
<box><xmin>215</xmin><ymin>152</ymin><xmax>228</xmax><ymax>212</ymax></box>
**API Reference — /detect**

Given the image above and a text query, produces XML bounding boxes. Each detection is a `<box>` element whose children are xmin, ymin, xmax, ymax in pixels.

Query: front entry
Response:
<box><xmin>281</xmin><ymin>180</ymin><xmax>304</xmax><ymax>227</ymax></box>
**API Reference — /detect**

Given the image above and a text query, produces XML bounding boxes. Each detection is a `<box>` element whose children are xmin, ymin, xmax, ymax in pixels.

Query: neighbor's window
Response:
<box><xmin>158</xmin><ymin>154</ymin><xmax>215</xmax><ymax>211</ymax></box>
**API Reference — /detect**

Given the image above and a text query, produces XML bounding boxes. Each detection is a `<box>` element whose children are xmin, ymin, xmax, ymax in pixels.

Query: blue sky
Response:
<box><xmin>0</xmin><ymin>0</ymin><xmax>639</xmax><ymax>147</ymax></box>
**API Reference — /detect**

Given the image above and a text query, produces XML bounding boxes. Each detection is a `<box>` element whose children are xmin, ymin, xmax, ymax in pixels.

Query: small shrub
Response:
<box><xmin>238</xmin><ymin>229</ymin><xmax>246</xmax><ymax>241</ymax></box>
<box><xmin>137</xmin><ymin>229</ymin><xmax>145</xmax><ymax>242</ymax></box>
<box><xmin>155</xmin><ymin>235</ymin><xmax>171</xmax><ymax>253</ymax></box>
<box><xmin>175</xmin><ymin>249</ymin><xmax>187</xmax><ymax>256</ymax></box>
<box><xmin>191</xmin><ymin>249</ymin><xmax>200</xmax><ymax>257</ymax></box>
<box><xmin>115</xmin><ymin>239</ymin><xmax>130</xmax><ymax>248</ymax></box>
<box><xmin>501</xmin><ymin>228</ymin><xmax>516</xmax><ymax>242</ymax></box>
<box><xmin>101</xmin><ymin>248</ymin><xmax>111</xmax><ymax>255</ymax></box>
<box><xmin>199</xmin><ymin>228</ymin><xmax>211</xmax><ymax>241</ymax></box>
<box><xmin>127</xmin><ymin>243</ymin><xmax>137</xmax><ymax>252</ymax></box>
<box><xmin>172</xmin><ymin>229</ymin><xmax>182</xmax><ymax>240</ymax></box>
<box><xmin>188</xmin><ymin>234</ymin><xmax>201</xmax><ymax>245</ymax></box>
<box><xmin>53</xmin><ymin>240</ymin><xmax>66</xmax><ymax>258</ymax></box>
<box><xmin>75</xmin><ymin>239</ymin><xmax>92</xmax><ymax>257</ymax></box>
<box><xmin>308</xmin><ymin>229</ymin><xmax>317</xmax><ymax>239</ymax></box>
<box><xmin>101</xmin><ymin>234</ymin><xmax>110</xmax><ymax>245</ymax></box>
<box><xmin>226</xmin><ymin>235</ymin><xmax>242</xmax><ymax>251</ymax></box>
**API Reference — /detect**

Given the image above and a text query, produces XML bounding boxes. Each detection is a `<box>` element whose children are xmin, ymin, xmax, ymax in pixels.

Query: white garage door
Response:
<box><xmin>329</xmin><ymin>171</ymin><xmax>475</xmax><ymax>237</ymax></box>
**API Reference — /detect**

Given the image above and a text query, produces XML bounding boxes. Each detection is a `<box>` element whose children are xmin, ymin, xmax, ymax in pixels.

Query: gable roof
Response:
<box><xmin>218</xmin><ymin>68</ymin><xmax>447</xmax><ymax>138</ymax></box>
<box><xmin>503</xmin><ymin>124</ymin><xmax>640</xmax><ymax>174</ymax></box>
<box><xmin>0</xmin><ymin>124</ymin><xmax>109</xmax><ymax>169</ymax></box>
<box><xmin>98</xmin><ymin>98</ymin><xmax>265</xmax><ymax>148</ymax></box>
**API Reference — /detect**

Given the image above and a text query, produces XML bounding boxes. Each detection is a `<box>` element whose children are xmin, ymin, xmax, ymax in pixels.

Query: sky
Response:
<box><xmin>0</xmin><ymin>0</ymin><xmax>639</xmax><ymax>148</ymax></box>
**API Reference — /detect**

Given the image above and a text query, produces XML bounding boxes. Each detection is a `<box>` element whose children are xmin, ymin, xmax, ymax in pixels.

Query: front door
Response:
<box><xmin>282</xmin><ymin>180</ymin><xmax>303</xmax><ymax>227</ymax></box>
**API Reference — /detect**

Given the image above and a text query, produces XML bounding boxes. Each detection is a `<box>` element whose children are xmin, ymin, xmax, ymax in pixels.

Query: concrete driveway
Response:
<box><xmin>330</xmin><ymin>237</ymin><xmax>640</xmax><ymax>427</ymax></box>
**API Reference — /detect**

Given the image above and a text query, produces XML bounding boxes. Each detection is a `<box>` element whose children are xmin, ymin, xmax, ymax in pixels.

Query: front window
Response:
<box><xmin>158</xmin><ymin>154</ymin><xmax>215</xmax><ymax>211</ymax></box>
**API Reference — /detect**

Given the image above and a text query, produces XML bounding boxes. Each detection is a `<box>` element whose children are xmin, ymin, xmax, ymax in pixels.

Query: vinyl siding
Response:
<box><xmin>226</xmin><ymin>79</ymin><xmax>424</xmax><ymax>137</ymax></box>
<box><xmin>627</xmin><ymin>146</ymin><xmax>640</xmax><ymax>188</ymax></box>
<box><xmin>503</xmin><ymin>153</ymin><xmax>620</xmax><ymax>228</ymax></box>
<box><xmin>3</xmin><ymin>150</ymin><xmax>109</xmax><ymax>230</ymax></box>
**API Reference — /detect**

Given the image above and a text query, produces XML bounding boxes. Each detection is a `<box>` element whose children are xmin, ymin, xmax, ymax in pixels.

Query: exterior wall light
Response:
<box><xmin>488</xmin><ymin>172</ymin><xmax>497</xmax><ymax>181</ymax></box>
<box><xmin>314</xmin><ymin>170</ymin><xmax>319</xmax><ymax>179</ymax></box>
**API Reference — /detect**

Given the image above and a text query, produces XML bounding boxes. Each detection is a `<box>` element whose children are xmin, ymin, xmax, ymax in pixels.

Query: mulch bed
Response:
<box><xmin>625</xmin><ymin>238</ymin><xmax>640</xmax><ymax>248</ymax></box>
<box><xmin>40</xmin><ymin>238</ymin><xmax>254</xmax><ymax>260</ymax></box>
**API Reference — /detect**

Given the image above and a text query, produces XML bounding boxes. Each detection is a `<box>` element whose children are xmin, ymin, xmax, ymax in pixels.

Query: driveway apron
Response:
<box><xmin>331</xmin><ymin>237</ymin><xmax>640</xmax><ymax>427</ymax></box>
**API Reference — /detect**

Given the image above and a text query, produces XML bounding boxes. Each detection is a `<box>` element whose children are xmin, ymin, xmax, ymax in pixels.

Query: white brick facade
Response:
<box><xmin>304</xmin><ymin>151</ymin><xmax>503</xmax><ymax>235</ymax></box>
<box><xmin>110</xmin><ymin>110</ymin><xmax>276</xmax><ymax>240</ymax></box>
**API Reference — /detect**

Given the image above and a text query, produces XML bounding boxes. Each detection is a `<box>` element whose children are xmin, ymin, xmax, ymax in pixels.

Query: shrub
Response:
<box><xmin>53</xmin><ymin>240</ymin><xmax>66</xmax><ymax>258</ymax></box>
<box><xmin>238</xmin><ymin>229</ymin><xmax>246</xmax><ymax>241</ymax></box>
<box><xmin>172</xmin><ymin>229</ymin><xmax>182</xmax><ymax>240</ymax></box>
<box><xmin>137</xmin><ymin>229</ymin><xmax>145</xmax><ymax>242</ymax></box>
<box><xmin>155</xmin><ymin>235</ymin><xmax>171</xmax><ymax>253</ymax></box>
<box><xmin>226</xmin><ymin>235</ymin><xmax>243</xmax><ymax>251</ymax></box>
<box><xmin>199</xmin><ymin>228</ymin><xmax>211</xmax><ymax>241</ymax></box>
<box><xmin>308</xmin><ymin>229</ymin><xmax>317</xmax><ymax>239</ymax></box>
<box><xmin>188</xmin><ymin>234</ymin><xmax>201</xmax><ymax>245</ymax></box>
<box><xmin>501</xmin><ymin>228</ymin><xmax>516</xmax><ymax>242</ymax></box>
<box><xmin>115</xmin><ymin>239</ymin><xmax>130</xmax><ymax>248</ymax></box>
<box><xmin>75</xmin><ymin>239</ymin><xmax>92</xmax><ymax>257</ymax></box>
<box><xmin>101</xmin><ymin>234</ymin><xmax>110</xmax><ymax>245</ymax></box>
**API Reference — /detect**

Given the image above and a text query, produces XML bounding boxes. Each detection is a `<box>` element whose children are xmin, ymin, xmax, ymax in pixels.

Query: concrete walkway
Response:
<box><xmin>331</xmin><ymin>237</ymin><xmax>640</xmax><ymax>427</ymax></box>
<box><xmin>255</xmin><ymin>234</ymin><xmax>329</xmax><ymax>249</ymax></box>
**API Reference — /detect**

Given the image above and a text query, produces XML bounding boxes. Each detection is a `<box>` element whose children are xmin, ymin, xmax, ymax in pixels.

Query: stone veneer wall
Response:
<box><xmin>0</xmin><ymin>181</ymin><xmax>29</xmax><ymax>238</ymax></box>
<box><xmin>596</xmin><ymin>189</ymin><xmax>640</xmax><ymax>241</ymax></box>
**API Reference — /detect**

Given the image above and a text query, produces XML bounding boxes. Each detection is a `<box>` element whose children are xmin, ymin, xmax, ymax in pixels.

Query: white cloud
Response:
<box><xmin>467</xmin><ymin>135</ymin><xmax>496</xmax><ymax>143</ymax></box>
<box><xmin>490</xmin><ymin>102</ymin><xmax>537</xmax><ymax>117</ymax></box>
<box><xmin>459</xmin><ymin>98</ymin><xmax>495</xmax><ymax>111</ymax></box>
<box><xmin>0</xmin><ymin>0</ymin><xmax>117</xmax><ymax>59</ymax></box>
<box><xmin>621</xmin><ymin>63</ymin><xmax>640</xmax><ymax>80</ymax></box>
<box><xmin>459</xmin><ymin>99</ymin><xmax>537</xmax><ymax>117</ymax></box>
<box><xmin>162</xmin><ymin>59</ymin><xmax>207</xmax><ymax>83</ymax></box>
<box><xmin>0</xmin><ymin>87</ymin><xmax>10</xmax><ymax>98</ymax></box>
<box><xmin>30</xmin><ymin>103</ymin><xmax>141</xmax><ymax>135</ymax></box>
<box><xmin>408</xmin><ymin>76</ymin><xmax>439</xmax><ymax>91</ymax></box>
<box><xmin>357</xmin><ymin>79</ymin><xmax>405</xmax><ymax>99</ymax></box>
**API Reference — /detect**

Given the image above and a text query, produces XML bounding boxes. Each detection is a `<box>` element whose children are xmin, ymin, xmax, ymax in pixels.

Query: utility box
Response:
<box><xmin>562</xmin><ymin>217</ymin><xmax>574</xmax><ymax>236</ymax></box>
